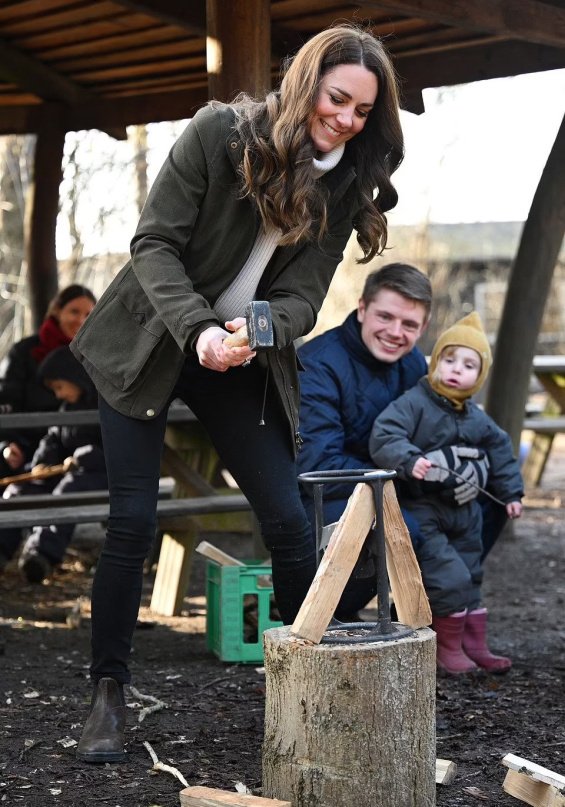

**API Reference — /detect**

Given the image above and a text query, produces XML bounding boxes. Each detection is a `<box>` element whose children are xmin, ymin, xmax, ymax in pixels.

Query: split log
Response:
<box><xmin>382</xmin><ymin>481</ymin><xmax>432</xmax><ymax>628</ymax></box>
<box><xmin>262</xmin><ymin>625</ymin><xmax>436</xmax><ymax>807</ymax></box>
<box><xmin>179</xmin><ymin>786</ymin><xmax>291</xmax><ymax>806</ymax></box>
<box><xmin>502</xmin><ymin>769</ymin><xmax>565</xmax><ymax>807</ymax></box>
<box><xmin>502</xmin><ymin>754</ymin><xmax>565</xmax><ymax>790</ymax></box>
<box><xmin>290</xmin><ymin>483</ymin><xmax>375</xmax><ymax>643</ymax></box>
<box><xmin>436</xmin><ymin>758</ymin><xmax>458</xmax><ymax>785</ymax></box>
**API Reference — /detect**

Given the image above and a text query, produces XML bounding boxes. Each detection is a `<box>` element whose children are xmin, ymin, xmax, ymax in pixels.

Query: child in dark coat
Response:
<box><xmin>0</xmin><ymin>346</ymin><xmax>107</xmax><ymax>583</ymax></box>
<box><xmin>369</xmin><ymin>312</ymin><xmax>523</xmax><ymax>674</ymax></box>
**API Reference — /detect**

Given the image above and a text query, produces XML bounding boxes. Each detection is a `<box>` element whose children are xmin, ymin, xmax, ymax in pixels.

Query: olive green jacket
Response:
<box><xmin>71</xmin><ymin>104</ymin><xmax>360</xmax><ymax>452</ymax></box>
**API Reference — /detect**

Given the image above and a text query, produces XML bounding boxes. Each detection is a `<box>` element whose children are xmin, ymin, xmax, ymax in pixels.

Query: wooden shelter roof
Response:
<box><xmin>1</xmin><ymin>0</ymin><xmax>565</xmax><ymax>135</ymax></box>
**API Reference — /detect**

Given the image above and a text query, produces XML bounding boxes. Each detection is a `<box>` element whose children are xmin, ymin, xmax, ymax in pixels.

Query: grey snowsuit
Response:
<box><xmin>369</xmin><ymin>378</ymin><xmax>523</xmax><ymax>615</ymax></box>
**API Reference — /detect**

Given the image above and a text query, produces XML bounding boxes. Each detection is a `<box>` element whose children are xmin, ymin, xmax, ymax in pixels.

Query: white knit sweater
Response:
<box><xmin>214</xmin><ymin>143</ymin><xmax>345</xmax><ymax>322</ymax></box>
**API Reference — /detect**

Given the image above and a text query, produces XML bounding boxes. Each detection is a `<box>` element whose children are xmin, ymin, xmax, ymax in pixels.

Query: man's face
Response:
<box><xmin>357</xmin><ymin>288</ymin><xmax>428</xmax><ymax>363</ymax></box>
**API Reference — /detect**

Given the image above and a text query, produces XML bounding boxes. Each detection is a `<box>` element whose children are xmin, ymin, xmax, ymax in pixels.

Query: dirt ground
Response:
<box><xmin>1</xmin><ymin>439</ymin><xmax>564</xmax><ymax>807</ymax></box>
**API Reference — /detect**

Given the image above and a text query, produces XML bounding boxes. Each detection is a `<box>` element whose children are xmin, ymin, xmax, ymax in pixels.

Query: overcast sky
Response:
<box><xmin>388</xmin><ymin>67</ymin><xmax>565</xmax><ymax>226</ymax></box>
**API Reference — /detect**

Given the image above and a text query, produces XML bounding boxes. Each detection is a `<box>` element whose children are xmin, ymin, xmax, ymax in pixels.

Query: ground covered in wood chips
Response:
<box><xmin>1</xmin><ymin>440</ymin><xmax>564</xmax><ymax>807</ymax></box>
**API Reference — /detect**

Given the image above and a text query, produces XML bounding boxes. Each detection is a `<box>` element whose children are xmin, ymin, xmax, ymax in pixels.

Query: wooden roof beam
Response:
<box><xmin>396</xmin><ymin>39</ymin><xmax>565</xmax><ymax>93</ymax></box>
<box><xmin>354</xmin><ymin>0</ymin><xmax>565</xmax><ymax>49</ymax></box>
<box><xmin>0</xmin><ymin>86</ymin><xmax>209</xmax><ymax>136</ymax></box>
<box><xmin>113</xmin><ymin>0</ymin><xmax>206</xmax><ymax>35</ymax></box>
<box><xmin>0</xmin><ymin>37</ymin><xmax>127</xmax><ymax>140</ymax></box>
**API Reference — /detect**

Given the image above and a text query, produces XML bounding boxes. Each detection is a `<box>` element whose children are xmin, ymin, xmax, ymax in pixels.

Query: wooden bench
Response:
<box><xmin>521</xmin><ymin>356</ymin><xmax>565</xmax><ymax>486</ymax></box>
<box><xmin>0</xmin><ymin>402</ymin><xmax>257</xmax><ymax>616</ymax></box>
<box><xmin>0</xmin><ymin>493</ymin><xmax>251</xmax><ymax>531</ymax></box>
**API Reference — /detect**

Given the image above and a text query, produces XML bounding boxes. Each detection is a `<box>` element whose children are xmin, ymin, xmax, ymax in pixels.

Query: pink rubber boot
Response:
<box><xmin>432</xmin><ymin>610</ymin><xmax>478</xmax><ymax>674</ymax></box>
<box><xmin>462</xmin><ymin>608</ymin><xmax>512</xmax><ymax>673</ymax></box>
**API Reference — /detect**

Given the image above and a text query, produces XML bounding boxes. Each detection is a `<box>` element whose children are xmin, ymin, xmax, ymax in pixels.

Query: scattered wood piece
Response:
<box><xmin>129</xmin><ymin>686</ymin><xmax>168</xmax><ymax>723</ymax></box>
<box><xmin>65</xmin><ymin>597</ymin><xmax>84</xmax><ymax>629</ymax></box>
<box><xmin>179</xmin><ymin>786</ymin><xmax>291</xmax><ymax>806</ymax></box>
<box><xmin>523</xmin><ymin>495</ymin><xmax>562</xmax><ymax>509</ymax></box>
<box><xmin>502</xmin><ymin>754</ymin><xmax>565</xmax><ymax>789</ymax></box>
<box><xmin>502</xmin><ymin>769</ymin><xmax>565</xmax><ymax>807</ymax></box>
<box><xmin>195</xmin><ymin>540</ymin><xmax>245</xmax><ymax>567</ymax></box>
<box><xmin>143</xmin><ymin>740</ymin><xmax>189</xmax><ymax>788</ymax></box>
<box><xmin>436</xmin><ymin>758</ymin><xmax>457</xmax><ymax>785</ymax></box>
<box><xmin>382</xmin><ymin>481</ymin><xmax>432</xmax><ymax>628</ymax></box>
<box><xmin>462</xmin><ymin>785</ymin><xmax>489</xmax><ymax>800</ymax></box>
<box><xmin>290</xmin><ymin>483</ymin><xmax>376</xmax><ymax>643</ymax></box>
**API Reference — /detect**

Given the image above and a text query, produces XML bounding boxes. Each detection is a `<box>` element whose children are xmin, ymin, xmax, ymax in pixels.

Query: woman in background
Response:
<box><xmin>0</xmin><ymin>284</ymin><xmax>96</xmax><ymax>476</ymax></box>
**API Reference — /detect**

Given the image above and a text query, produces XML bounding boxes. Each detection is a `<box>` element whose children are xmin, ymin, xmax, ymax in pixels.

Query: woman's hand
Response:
<box><xmin>196</xmin><ymin>324</ymin><xmax>256</xmax><ymax>372</ymax></box>
<box><xmin>2</xmin><ymin>442</ymin><xmax>24</xmax><ymax>470</ymax></box>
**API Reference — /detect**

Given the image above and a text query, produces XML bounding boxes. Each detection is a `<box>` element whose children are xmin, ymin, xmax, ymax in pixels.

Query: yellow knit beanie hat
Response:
<box><xmin>428</xmin><ymin>311</ymin><xmax>492</xmax><ymax>405</ymax></box>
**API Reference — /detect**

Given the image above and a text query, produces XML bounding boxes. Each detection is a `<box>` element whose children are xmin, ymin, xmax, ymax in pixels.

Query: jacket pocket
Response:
<box><xmin>74</xmin><ymin>271</ymin><xmax>167</xmax><ymax>392</ymax></box>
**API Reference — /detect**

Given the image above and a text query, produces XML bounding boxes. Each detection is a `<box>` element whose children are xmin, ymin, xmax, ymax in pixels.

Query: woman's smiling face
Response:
<box><xmin>309</xmin><ymin>63</ymin><xmax>378</xmax><ymax>154</ymax></box>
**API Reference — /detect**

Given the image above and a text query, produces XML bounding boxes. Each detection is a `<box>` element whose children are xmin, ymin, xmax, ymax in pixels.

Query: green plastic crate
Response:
<box><xmin>206</xmin><ymin>560</ymin><xmax>282</xmax><ymax>663</ymax></box>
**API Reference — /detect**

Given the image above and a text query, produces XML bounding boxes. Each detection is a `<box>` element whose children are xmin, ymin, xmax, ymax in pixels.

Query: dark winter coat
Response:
<box><xmin>32</xmin><ymin>347</ymin><xmax>105</xmax><ymax>474</ymax></box>
<box><xmin>297</xmin><ymin>311</ymin><xmax>428</xmax><ymax>501</ymax></box>
<box><xmin>71</xmin><ymin>103</ymin><xmax>361</xmax><ymax>452</ymax></box>
<box><xmin>0</xmin><ymin>335</ymin><xmax>60</xmax><ymax>462</ymax></box>
<box><xmin>369</xmin><ymin>377</ymin><xmax>524</xmax><ymax>505</ymax></box>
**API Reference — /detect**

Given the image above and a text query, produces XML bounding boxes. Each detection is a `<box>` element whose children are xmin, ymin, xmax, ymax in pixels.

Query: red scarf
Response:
<box><xmin>31</xmin><ymin>316</ymin><xmax>71</xmax><ymax>363</ymax></box>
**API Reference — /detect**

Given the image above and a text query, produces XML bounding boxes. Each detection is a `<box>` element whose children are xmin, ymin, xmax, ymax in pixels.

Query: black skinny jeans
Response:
<box><xmin>92</xmin><ymin>356</ymin><xmax>316</xmax><ymax>684</ymax></box>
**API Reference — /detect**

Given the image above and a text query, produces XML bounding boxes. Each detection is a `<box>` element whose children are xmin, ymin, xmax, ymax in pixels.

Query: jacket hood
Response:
<box><xmin>38</xmin><ymin>346</ymin><xmax>95</xmax><ymax>395</ymax></box>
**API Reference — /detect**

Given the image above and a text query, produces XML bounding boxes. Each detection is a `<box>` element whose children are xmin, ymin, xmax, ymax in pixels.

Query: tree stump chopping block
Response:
<box><xmin>262</xmin><ymin>625</ymin><xmax>436</xmax><ymax>807</ymax></box>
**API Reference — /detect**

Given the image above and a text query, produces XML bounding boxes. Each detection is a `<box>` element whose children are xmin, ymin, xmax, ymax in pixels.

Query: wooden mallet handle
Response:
<box><xmin>223</xmin><ymin>326</ymin><xmax>248</xmax><ymax>348</ymax></box>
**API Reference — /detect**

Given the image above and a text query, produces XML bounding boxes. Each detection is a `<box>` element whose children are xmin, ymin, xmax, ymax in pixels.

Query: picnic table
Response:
<box><xmin>0</xmin><ymin>401</ymin><xmax>254</xmax><ymax>616</ymax></box>
<box><xmin>521</xmin><ymin>356</ymin><xmax>565</xmax><ymax>486</ymax></box>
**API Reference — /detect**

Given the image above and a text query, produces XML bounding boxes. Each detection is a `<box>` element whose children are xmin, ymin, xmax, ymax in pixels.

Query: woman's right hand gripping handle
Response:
<box><xmin>196</xmin><ymin>324</ymin><xmax>256</xmax><ymax>372</ymax></box>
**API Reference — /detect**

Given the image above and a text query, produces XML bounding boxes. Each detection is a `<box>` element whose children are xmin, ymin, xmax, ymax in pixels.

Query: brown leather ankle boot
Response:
<box><xmin>76</xmin><ymin>677</ymin><xmax>126</xmax><ymax>763</ymax></box>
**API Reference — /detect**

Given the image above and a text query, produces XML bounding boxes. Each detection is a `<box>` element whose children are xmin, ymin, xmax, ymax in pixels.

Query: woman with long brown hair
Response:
<box><xmin>71</xmin><ymin>23</ymin><xmax>404</xmax><ymax>763</ymax></box>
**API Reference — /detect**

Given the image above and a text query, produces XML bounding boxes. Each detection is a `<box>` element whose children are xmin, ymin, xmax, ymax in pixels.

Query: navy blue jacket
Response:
<box><xmin>297</xmin><ymin>311</ymin><xmax>427</xmax><ymax>506</ymax></box>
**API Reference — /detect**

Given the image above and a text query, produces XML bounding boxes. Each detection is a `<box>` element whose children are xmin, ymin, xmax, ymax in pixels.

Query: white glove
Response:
<box><xmin>452</xmin><ymin>454</ymin><xmax>490</xmax><ymax>505</ymax></box>
<box><xmin>423</xmin><ymin>446</ymin><xmax>481</xmax><ymax>483</ymax></box>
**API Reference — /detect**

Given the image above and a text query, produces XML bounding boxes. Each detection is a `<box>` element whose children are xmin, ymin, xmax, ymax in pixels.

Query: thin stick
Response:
<box><xmin>143</xmin><ymin>740</ymin><xmax>190</xmax><ymax>788</ymax></box>
<box><xmin>429</xmin><ymin>462</ymin><xmax>507</xmax><ymax>507</ymax></box>
<box><xmin>129</xmin><ymin>686</ymin><xmax>168</xmax><ymax>723</ymax></box>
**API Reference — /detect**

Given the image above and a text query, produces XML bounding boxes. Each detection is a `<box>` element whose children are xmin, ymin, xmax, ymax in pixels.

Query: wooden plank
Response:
<box><xmin>502</xmin><ymin>754</ymin><xmax>565</xmax><ymax>789</ymax></box>
<box><xmin>436</xmin><ymin>758</ymin><xmax>457</xmax><ymax>785</ymax></box>
<box><xmin>0</xmin><ymin>403</ymin><xmax>195</xmax><ymax>429</ymax></box>
<box><xmin>0</xmin><ymin>494</ymin><xmax>251</xmax><ymax>530</ymax></box>
<box><xmin>502</xmin><ymin>769</ymin><xmax>565</xmax><ymax>807</ymax></box>
<box><xmin>290</xmin><ymin>483</ymin><xmax>375</xmax><ymax>643</ymax></box>
<box><xmin>523</xmin><ymin>417</ymin><xmax>565</xmax><ymax>433</ymax></box>
<box><xmin>195</xmin><ymin>540</ymin><xmax>245</xmax><ymax>567</ymax></box>
<box><xmin>150</xmin><ymin>527</ymin><xmax>197</xmax><ymax>616</ymax></box>
<box><xmin>383</xmin><ymin>482</ymin><xmax>432</xmax><ymax>629</ymax></box>
<box><xmin>179</xmin><ymin>786</ymin><xmax>291</xmax><ymax>806</ymax></box>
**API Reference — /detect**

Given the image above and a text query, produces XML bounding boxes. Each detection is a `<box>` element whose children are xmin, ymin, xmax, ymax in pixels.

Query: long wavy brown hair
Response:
<box><xmin>230</xmin><ymin>23</ymin><xmax>404</xmax><ymax>262</ymax></box>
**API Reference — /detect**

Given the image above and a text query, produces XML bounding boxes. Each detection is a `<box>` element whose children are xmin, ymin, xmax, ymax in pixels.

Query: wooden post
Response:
<box><xmin>486</xmin><ymin>112</ymin><xmax>565</xmax><ymax>452</ymax></box>
<box><xmin>25</xmin><ymin>109</ymin><xmax>66</xmax><ymax>328</ymax></box>
<box><xmin>206</xmin><ymin>0</ymin><xmax>271</xmax><ymax>101</ymax></box>
<box><xmin>262</xmin><ymin>625</ymin><xmax>436</xmax><ymax>807</ymax></box>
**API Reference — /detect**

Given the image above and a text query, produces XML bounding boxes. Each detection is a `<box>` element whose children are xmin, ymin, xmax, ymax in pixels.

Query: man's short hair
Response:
<box><xmin>361</xmin><ymin>263</ymin><xmax>432</xmax><ymax>319</ymax></box>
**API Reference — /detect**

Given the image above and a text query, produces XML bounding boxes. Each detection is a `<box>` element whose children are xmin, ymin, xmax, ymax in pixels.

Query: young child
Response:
<box><xmin>0</xmin><ymin>346</ymin><xmax>107</xmax><ymax>583</ymax></box>
<box><xmin>369</xmin><ymin>311</ymin><xmax>523</xmax><ymax>674</ymax></box>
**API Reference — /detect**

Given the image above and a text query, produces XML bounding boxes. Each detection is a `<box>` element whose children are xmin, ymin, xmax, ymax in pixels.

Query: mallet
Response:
<box><xmin>223</xmin><ymin>301</ymin><xmax>274</xmax><ymax>349</ymax></box>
